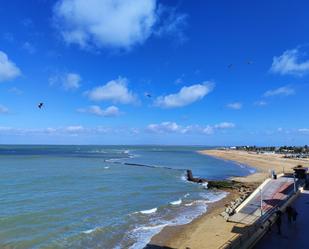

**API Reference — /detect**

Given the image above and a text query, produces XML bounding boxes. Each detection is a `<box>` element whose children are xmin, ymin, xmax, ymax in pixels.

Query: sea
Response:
<box><xmin>0</xmin><ymin>145</ymin><xmax>255</xmax><ymax>249</ymax></box>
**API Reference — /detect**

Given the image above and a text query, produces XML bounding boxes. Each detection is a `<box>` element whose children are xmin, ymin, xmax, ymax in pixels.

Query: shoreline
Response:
<box><xmin>146</xmin><ymin>190</ymin><xmax>240</xmax><ymax>249</ymax></box>
<box><xmin>147</xmin><ymin>149</ymin><xmax>309</xmax><ymax>249</ymax></box>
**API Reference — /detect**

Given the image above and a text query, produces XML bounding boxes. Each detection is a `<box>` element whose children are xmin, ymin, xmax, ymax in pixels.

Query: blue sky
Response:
<box><xmin>0</xmin><ymin>0</ymin><xmax>309</xmax><ymax>145</ymax></box>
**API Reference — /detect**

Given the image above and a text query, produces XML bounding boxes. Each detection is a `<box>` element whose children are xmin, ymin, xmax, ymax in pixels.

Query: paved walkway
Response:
<box><xmin>229</xmin><ymin>176</ymin><xmax>295</xmax><ymax>224</ymax></box>
<box><xmin>254</xmin><ymin>189</ymin><xmax>309</xmax><ymax>249</ymax></box>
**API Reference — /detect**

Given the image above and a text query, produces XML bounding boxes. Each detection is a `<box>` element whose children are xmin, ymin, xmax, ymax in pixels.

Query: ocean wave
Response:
<box><xmin>127</xmin><ymin>200</ymin><xmax>208</xmax><ymax>249</ymax></box>
<box><xmin>184</xmin><ymin>200</ymin><xmax>206</xmax><ymax>207</ymax></box>
<box><xmin>82</xmin><ymin>228</ymin><xmax>98</xmax><ymax>234</ymax></box>
<box><xmin>139</xmin><ymin>208</ymin><xmax>157</xmax><ymax>214</ymax></box>
<box><xmin>128</xmin><ymin>153</ymin><xmax>140</xmax><ymax>159</ymax></box>
<box><xmin>249</xmin><ymin>169</ymin><xmax>256</xmax><ymax>174</ymax></box>
<box><xmin>104</xmin><ymin>158</ymin><xmax>123</xmax><ymax>163</ymax></box>
<box><xmin>170</xmin><ymin>199</ymin><xmax>182</xmax><ymax>205</ymax></box>
<box><xmin>202</xmin><ymin>182</ymin><xmax>208</xmax><ymax>189</ymax></box>
<box><xmin>235</xmin><ymin>162</ymin><xmax>256</xmax><ymax>174</ymax></box>
<box><xmin>180</xmin><ymin>174</ymin><xmax>187</xmax><ymax>182</ymax></box>
<box><xmin>128</xmin><ymin>224</ymin><xmax>167</xmax><ymax>249</ymax></box>
<box><xmin>104</xmin><ymin>166</ymin><xmax>109</xmax><ymax>169</ymax></box>
<box><xmin>85</xmin><ymin>149</ymin><xmax>108</xmax><ymax>154</ymax></box>
<box><xmin>199</xmin><ymin>191</ymin><xmax>228</xmax><ymax>203</ymax></box>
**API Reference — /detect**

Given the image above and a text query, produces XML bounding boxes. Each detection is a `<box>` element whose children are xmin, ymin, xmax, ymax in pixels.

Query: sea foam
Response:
<box><xmin>127</xmin><ymin>200</ymin><xmax>208</xmax><ymax>249</ymax></box>
<box><xmin>170</xmin><ymin>199</ymin><xmax>182</xmax><ymax>205</ymax></box>
<box><xmin>139</xmin><ymin>208</ymin><xmax>157</xmax><ymax>214</ymax></box>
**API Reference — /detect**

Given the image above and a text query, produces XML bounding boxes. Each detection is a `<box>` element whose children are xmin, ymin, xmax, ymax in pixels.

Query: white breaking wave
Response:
<box><xmin>104</xmin><ymin>166</ymin><xmax>109</xmax><ymax>169</ymax></box>
<box><xmin>139</xmin><ymin>208</ymin><xmax>157</xmax><ymax>214</ymax></box>
<box><xmin>200</xmin><ymin>191</ymin><xmax>228</xmax><ymax>203</ymax></box>
<box><xmin>105</xmin><ymin>158</ymin><xmax>123</xmax><ymax>163</ymax></box>
<box><xmin>82</xmin><ymin>228</ymin><xmax>97</xmax><ymax>234</ymax></box>
<box><xmin>202</xmin><ymin>182</ymin><xmax>208</xmax><ymax>189</ymax></box>
<box><xmin>128</xmin><ymin>224</ymin><xmax>167</xmax><ymax>249</ymax></box>
<box><xmin>170</xmin><ymin>199</ymin><xmax>182</xmax><ymax>205</ymax></box>
<box><xmin>127</xmin><ymin>200</ymin><xmax>208</xmax><ymax>249</ymax></box>
<box><xmin>180</xmin><ymin>173</ymin><xmax>187</xmax><ymax>182</ymax></box>
<box><xmin>184</xmin><ymin>200</ymin><xmax>206</xmax><ymax>207</ymax></box>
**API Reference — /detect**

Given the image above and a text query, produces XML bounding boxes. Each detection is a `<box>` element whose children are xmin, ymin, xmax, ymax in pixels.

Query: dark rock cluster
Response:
<box><xmin>221</xmin><ymin>186</ymin><xmax>254</xmax><ymax>220</ymax></box>
<box><xmin>186</xmin><ymin>169</ymin><xmax>256</xmax><ymax>220</ymax></box>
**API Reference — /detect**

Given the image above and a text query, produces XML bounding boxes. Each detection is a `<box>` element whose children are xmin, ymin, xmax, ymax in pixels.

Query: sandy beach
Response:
<box><xmin>148</xmin><ymin>149</ymin><xmax>309</xmax><ymax>249</ymax></box>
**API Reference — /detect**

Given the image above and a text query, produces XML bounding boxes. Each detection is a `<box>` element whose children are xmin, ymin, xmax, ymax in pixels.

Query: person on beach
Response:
<box><xmin>286</xmin><ymin>206</ymin><xmax>293</xmax><ymax>223</ymax></box>
<box><xmin>275</xmin><ymin>209</ymin><xmax>282</xmax><ymax>235</ymax></box>
<box><xmin>292</xmin><ymin>208</ymin><xmax>298</xmax><ymax>222</ymax></box>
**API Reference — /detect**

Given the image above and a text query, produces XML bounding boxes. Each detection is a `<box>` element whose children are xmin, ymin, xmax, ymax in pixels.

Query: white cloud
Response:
<box><xmin>0</xmin><ymin>51</ymin><xmax>21</xmax><ymax>82</ymax></box>
<box><xmin>201</xmin><ymin>125</ymin><xmax>214</xmax><ymax>135</ymax></box>
<box><xmin>146</xmin><ymin>121</ymin><xmax>235</xmax><ymax>134</ymax></box>
<box><xmin>263</xmin><ymin>86</ymin><xmax>295</xmax><ymax>97</ymax></box>
<box><xmin>270</xmin><ymin>48</ymin><xmax>309</xmax><ymax>76</ymax></box>
<box><xmin>147</xmin><ymin>122</ymin><xmax>184</xmax><ymax>134</ymax></box>
<box><xmin>0</xmin><ymin>105</ymin><xmax>9</xmax><ymax>114</ymax></box>
<box><xmin>227</xmin><ymin>102</ymin><xmax>242</xmax><ymax>110</ymax></box>
<box><xmin>65</xmin><ymin>125</ymin><xmax>85</xmax><ymax>132</ymax></box>
<box><xmin>155</xmin><ymin>81</ymin><xmax>214</xmax><ymax>108</ymax></box>
<box><xmin>155</xmin><ymin>5</ymin><xmax>188</xmax><ymax>42</ymax></box>
<box><xmin>0</xmin><ymin>125</ymin><xmax>137</xmax><ymax>136</ymax></box>
<box><xmin>53</xmin><ymin>0</ymin><xmax>187</xmax><ymax>49</ymax></box>
<box><xmin>298</xmin><ymin>128</ymin><xmax>309</xmax><ymax>133</ymax></box>
<box><xmin>8</xmin><ymin>87</ymin><xmax>23</xmax><ymax>95</ymax></box>
<box><xmin>54</xmin><ymin>0</ymin><xmax>156</xmax><ymax>49</ymax></box>
<box><xmin>254</xmin><ymin>100</ymin><xmax>267</xmax><ymax>106</ymax></box>
<box><xmin>63</xmin><ymin>73</ymin><xmax>81</xmax><ymax>90</ymax></box>
<box><xmin>77</xmin><ymin>105</ymin><xmax>120</xmax><ymax>117</ymax></box>
<box><xmin>214</xmin><ymin>122</ymin><xmax>235</xmax><ymax>129</ymax></box>
<box><xmin>22</xmin><ymin>42</ymin><xmax>36</xmax><ymax>54</ymax></box>
<box><xmin>49</xmin><ymin>72</ymin><xmax>81</xmax><ymax>90</ymax></box>
<box><xmin>86</xmin><ymin>77</ymin><xmax>136</xmax><ymax>104</ymax></box>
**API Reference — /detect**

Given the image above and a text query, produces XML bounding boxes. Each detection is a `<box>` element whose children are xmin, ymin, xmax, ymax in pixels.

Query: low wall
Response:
<box><xmin>220</xmin><ymin>183</ymin><xmax>300</xmax><ymax>249</ymax></box>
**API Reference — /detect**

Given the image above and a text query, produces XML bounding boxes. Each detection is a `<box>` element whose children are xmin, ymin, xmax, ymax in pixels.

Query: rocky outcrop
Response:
<box><xmin>185</xmin><ymin>170</ymin><xmax>255</xmax><ymax>220</ymax></box>
<box><xmin>186</xmin><ymin>169</ymin><xmax>250</xmax><ymax>190</ymax></box>
<box><xmin>221</xmin><ymin>186</ymin><xmax>254</xmax><ymax>220</ymax></box>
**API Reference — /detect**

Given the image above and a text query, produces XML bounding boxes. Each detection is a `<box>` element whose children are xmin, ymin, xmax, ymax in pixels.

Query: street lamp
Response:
<box><xmin>260</xmin><ymin>188</ymin><xmax>263</xmax><ymax>216</ymax></box>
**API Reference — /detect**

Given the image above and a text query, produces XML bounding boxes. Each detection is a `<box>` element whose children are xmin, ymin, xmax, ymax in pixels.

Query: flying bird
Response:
<box><xmin>228</xmin><ymin>64</ymin><xmax>233</xmax><ymax>69</ymax></box>
<box><xmin>38</xmin><ymin>102</ymin><xmax>44</xmax><ymax>109</ymax></box>
<box><xmin>144</xmin><ymin>92</ymin><xmax>152</xmax><ymax>98</ymax></box>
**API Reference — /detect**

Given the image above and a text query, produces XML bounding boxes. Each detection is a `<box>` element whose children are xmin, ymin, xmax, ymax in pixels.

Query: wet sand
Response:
<box><xmin>146</xmin><ymin>191</ymin><xmax>243</xmax><ymax>249</ymax></box>
<box><xmin>147</xmin><ymin>149</ymin><xmax>309</xmax><ymax>249</ymax></box>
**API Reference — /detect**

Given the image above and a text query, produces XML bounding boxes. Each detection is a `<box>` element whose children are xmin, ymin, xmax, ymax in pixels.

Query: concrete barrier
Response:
<box><xmin>235</xmin><ymin>173</ymin><xmax>285</xmax><ymax>213</ymax></box>
<box><xmin>235</xmin><ymin>178</ymin><xmax>271</xmax><ymax>213</ymax></box>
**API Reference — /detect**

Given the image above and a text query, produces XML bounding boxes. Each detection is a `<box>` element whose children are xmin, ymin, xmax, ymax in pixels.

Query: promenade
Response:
<box><xmin>229</xmin><ymin>176</ymin><xmax>295</xmax><ymax>224</ymax></box>
<box><xmin>254</xmin><ymin>189</ymin><xmax>309</xmax><ymax>249</ymax></box>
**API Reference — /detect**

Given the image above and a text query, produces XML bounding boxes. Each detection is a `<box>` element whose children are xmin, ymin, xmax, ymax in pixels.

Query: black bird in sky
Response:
<box><xmin>144</xmin><ymin>92</ymin><xmax>152</xmax><ymax>98</ymax></box>
<box><xmin>38</xmin><ymin>102</ymin><xmax>44</xmax><ymax>109</ymax></box>
<box><xmin>247</xmin><ymin>60</ymin><xmax>253</xmax><ymax>65</ymax></box>
<box><xmin>228</xmin><ymin>64</ymin><xmax>233</xmax><ymax>69</ymax></box>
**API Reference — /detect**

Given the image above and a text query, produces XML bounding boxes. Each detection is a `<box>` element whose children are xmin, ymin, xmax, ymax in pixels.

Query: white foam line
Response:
<box><xmin>170</xmin><ymin>199</ymin><xmax>182</xmax><ymax>205</ymax></box>
<box><xmin>82</xmin><ymin>228</ymin><xmax>97</xmax><ymax>234</ymax></box>
<box><xmin>139</xmin><ymin>208</ymin><xmax>157</xmax><ymax>214</ymax></box>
